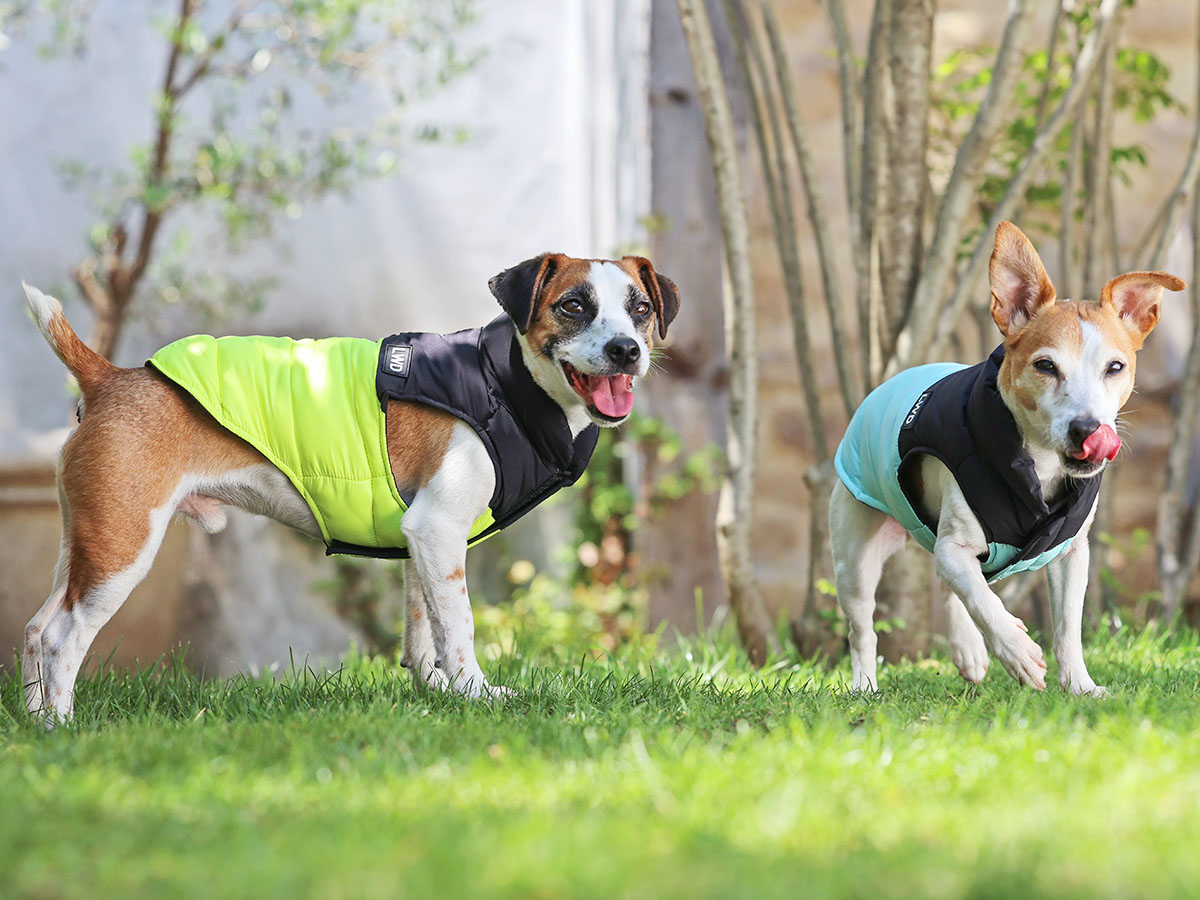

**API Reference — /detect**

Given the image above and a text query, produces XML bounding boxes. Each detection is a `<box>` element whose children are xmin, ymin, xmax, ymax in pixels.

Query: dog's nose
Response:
<box><xmin>604</xmin><ymin>336</ymin><xmax>641</xmax><ymax>368</ymax></box>
<box><xmin>1068</xmin><ymin>416</ymin><xmax>1100</xmax><ymax>449</ymax></box>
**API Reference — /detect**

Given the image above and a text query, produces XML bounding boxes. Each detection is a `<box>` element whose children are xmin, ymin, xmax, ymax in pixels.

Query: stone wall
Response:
<box><xmin>0</xmin><ymin>462</ymin><xmax>186</xmax><ymax>670</ymax></box>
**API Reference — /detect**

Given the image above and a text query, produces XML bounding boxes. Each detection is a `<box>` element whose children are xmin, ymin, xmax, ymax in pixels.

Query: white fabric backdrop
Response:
<box><xmin>0</xmin><ymin>0</ymin><xmax>651</xmax><ymax>458</ymax></box>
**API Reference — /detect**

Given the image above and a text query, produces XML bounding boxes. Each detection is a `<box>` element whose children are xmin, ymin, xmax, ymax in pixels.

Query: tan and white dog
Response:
<box><xmin>21</xmin><ymin>253</ymin><xmax>679</xmax><ymax>722</ymax></box>
<box><xmin>830</xmin><ymin>222</ymin><xmax>1184</xmax><ymax>695</ymax></box>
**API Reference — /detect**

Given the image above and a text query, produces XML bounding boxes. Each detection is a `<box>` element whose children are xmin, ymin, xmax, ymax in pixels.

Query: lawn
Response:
<box><xmin>1</xmin><ymin>627</ymin><xmax>1199</xmax><ymax>899</ymax></box>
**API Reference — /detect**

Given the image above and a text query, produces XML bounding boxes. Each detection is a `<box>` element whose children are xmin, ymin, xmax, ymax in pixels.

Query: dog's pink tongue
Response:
<box><xmin>1075</xmin><ymin>424</ymin><xmax>1122</xmax><ymax>462</ymax></box>
<box><xmin>589</xmin><ymin>374</ymin><xmax>635</xmax><ymax>418</ymax></box>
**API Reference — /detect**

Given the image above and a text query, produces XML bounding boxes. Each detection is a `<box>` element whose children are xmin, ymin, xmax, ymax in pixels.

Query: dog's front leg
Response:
<box><xmin>945</xmin><ymin>592</ymin><xmax>990</xmax><ymax>684</ymax></box>
<box><xmin>399</xmin><ymin>559</ymin><xmax>449</xmax><ymax>690</ymax></box>
<box><xmin>933</xmin><ymin>482</ymin><xmax>1047</xmax><ymax>689</ymax></box>
<box><xmin>403</xmin><ymin>507</ymin><xmax>495</xmax><ymax>698</ymax></box>
<box><xmin>1045</xmin><ymin>514</ymin><xmax>1106</xmax><ymax>696</ymax></box>
<box><xmin>400</xmin><ymin>423</ymin><xmax>505</xmax><ymax>699</ymax></box>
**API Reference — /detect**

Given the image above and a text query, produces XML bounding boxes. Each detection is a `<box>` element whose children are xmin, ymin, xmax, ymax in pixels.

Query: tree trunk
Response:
<box><xmin>884</xmin><ymin>0</ymin><xmax>1036</xmax><ymax>375</ymax></box>
<box><xmin>640</xmin><ymin>0</ymin><xmax>731</xmax><ymax>633</ymax></box>
<box><xmin>1159</xmin><ymin>191</ymin><xmax>1200</xmax><ymax>622</ymax></box>
<box><xmin>676</xmin><ymin>0</ymin><xmax>780</xmax><ymax>664</ymax></box>
<box><xmin>879</xmin><ymin>0</ymin><xmax>933</xmax><ymax>347</ymax></box>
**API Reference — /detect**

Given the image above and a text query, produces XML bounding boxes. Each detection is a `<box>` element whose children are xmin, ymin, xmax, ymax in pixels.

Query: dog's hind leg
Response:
<box><xmin>34</xmin><ymin>414</ymin><xmax>187</xmax><ymax>724</ymax></box>
<box><xmin>945</xmin><ymin>592</ymin><xmax>989</xmax><ymax>684</ymax></box>
<box><xmin>829</xmin><ymin>481</ymin><xmax>907</xmax><ymax>692</ymax></box>
<box><xmin>23</xmin><ymin>531</ymin><xmax>70</xmax><ymax>717</ymax></box>
<box><xmin>37</xmin><ymin>489</ymin><xmax>176</xmax><ymax>724</ymax></box>
<box><xmin>399</xmin><ymin>559</ymin><xmax>449</xmax><ymax>690</ymax></box>
<box><xmin>26</xmin><ymin>472</ymin><xmax>76</xmax><ymax>717</ymax></box>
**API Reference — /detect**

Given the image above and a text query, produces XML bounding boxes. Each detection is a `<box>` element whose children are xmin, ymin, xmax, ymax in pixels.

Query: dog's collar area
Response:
<box><xmin>479</xmin><ymin>316</ymin><xmax>596</xmax><ymax>469</ymax></box>
<box><xmin>371</xmin><ymin>317</ymin><xmax>599</xmax><ymax>558</ymax></box>
<box><xmin>896</xmin><ymin>344</ymin><xmax>1102</xmax><ymax>569</ymax></box>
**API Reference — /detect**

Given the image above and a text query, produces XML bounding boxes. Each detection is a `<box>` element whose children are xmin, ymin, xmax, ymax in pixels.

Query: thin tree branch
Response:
<box><xmin>1143</xmin><ymin>0</ymin><xmax>1200</xmax><ymax>270</ymax></box>
<box><xmin>1033</xmin><ymin>0</ymin><xmax>1067</xmax><ymax>129</ymax></box>
<box><xmin>173</xmin><ymin>0</ymin><xmax>262</xmax><ymax>99</ymax></box>
<box><xmin>1106</xmin><ymin>168</ymin><xmax>1121</xmax><ymax>274</ymax></box>
<box><xmin>759</xmin><ymin>0</ymin><xmax>861</xmax><ymax>414</ymax></box>
<box><xmin>885</xmin><ymin>0</ymin><xmax>1036</xmax><ymax>375</ymax></box>
<box><xmin>857</xmin><ymin>0</ymin><xmax>891</xmax><ymax>387</ymax></box>
<box><xmin>820</xmin><ymin>0</ymin><xmax>861</xmax><ymax>266</ymax></box>
<box><xmin>675</xmin><ymin>0</ymin><xmax>781</xmax><ymax>664</ymax></box>
<box><xmin>725</xmin><ymin>0</ymin><xmax>829</xmax><ymax>461</ymax></box>
<box><xmin>1084</xmin><ymin>27</ymin><xmax>1117</xmax><ymax>299</ymax></box>
<box><xmin>926</xmin><ymin>0</ymin><xmax>1122</xmax><ymax>359</ymax></box>
<box><xmin>1158</xmin><ymin>147</ymin><xmax>1200</xmax><ymax>624</ymax></box>
<box><xmin>879</xmin><ymin>0</ymin><xmax>933</xmax><ymax>350</ymax></box>
<box><xmin>124</xmin><ymin>0</ymin><xmax>198</xmax><ymax>297</ymax></box>
<box><xmin>71</xmin><ymin>255</ymin><xmax>113</xmax><ymax>318</ymax></box>
<box><xmin>1061</xmin><ymin>106</ymin><xmax>1084</xmax><ymax>296</ymax></box>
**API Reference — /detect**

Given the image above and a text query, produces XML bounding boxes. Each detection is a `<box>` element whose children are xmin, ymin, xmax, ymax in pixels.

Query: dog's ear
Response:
<box><xmin>989</xmin><ymin>221</ymin><xmax>1057</xmax><ymax>338</ymax></box>
<box><xmin>624</xmin><ymin>256</ymin><xmax>681</xmax><ymax>339</ymax></box>
<box><xmin>489</xmin><ymin>254</ymin><xmax>560</xmax><ymax>334</ymax></box>
<box><xmin>1099</xmin><ymin>271</ymin><xmax>1186</xmax><ymax>347</ymax></box>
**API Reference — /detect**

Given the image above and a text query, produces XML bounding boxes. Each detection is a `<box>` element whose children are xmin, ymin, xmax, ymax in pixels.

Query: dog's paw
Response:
<box><xmin>448</xmin><ymin>672</ymin><xmax>514</xmax><ymax>701</ymax></box>
<box><xmin>1061</xmin><ymin>675</ymin><xmax>1109</xmax><ymax>698</ymax></box>
<box><xmin>403</xmin><ymin>657</ymin><xmax>451</xmax><ymax>691</ymax></box>
<box><xmin>481</xmin><ymin>683</ymin><xmax>516</xmax><ymax>702</ymax></box>
<box><xmin>465</xmin><ymin>681</ymin><xmax>514</xmax><ymax>702</ymax></box>
<box><xmin>416</xmin><ymin>668</ymin><xmax>452</xmax><ymax>691</ymax></box>
<box><xmin>990</xmin><ymin>618</ymin><xmax>1047</xmax><ymax>689</ymax></box>
<box><xmin>951</xmin><ymin>639</ymin><xmax>989</xmax><ymax>684</ymax></box>
<box><xmin>849</xmin><ymin>674</ymin><xmax>879</xmax><ymax>693</ymax></box>
<box><xmin>949</xmin><ymin>622</ymin><xmax>990</xmax><ymax>684</ymax></box>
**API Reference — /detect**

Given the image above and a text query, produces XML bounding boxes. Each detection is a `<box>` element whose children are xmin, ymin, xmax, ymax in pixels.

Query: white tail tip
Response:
<box><xmin>22</xmin><ymin>281</ymin><xmax>62</xmax><ymax>338</ymax></box>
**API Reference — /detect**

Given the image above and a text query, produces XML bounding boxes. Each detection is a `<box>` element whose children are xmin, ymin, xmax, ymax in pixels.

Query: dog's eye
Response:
<box><xmin>1106</xmin><ymin>360</ymin><xmax>1125</xmax><ymax>376</ymax></box>
<box><xmin>559</xmin><ymin>298</ymin><xmax>584</xmax><ymax>316</ymax></box>
<box><xmin>632</xmin><ymin>301</ymin><xmax>652</xmax><ymax>318</ymax></box>
<box><xmin>1033</xmin><ymin>358</ymin><xmax>1058</xmax><ymax>376</ymax></box>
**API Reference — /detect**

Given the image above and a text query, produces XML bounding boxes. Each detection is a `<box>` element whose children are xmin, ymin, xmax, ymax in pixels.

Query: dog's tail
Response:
<box><xmin>23</xmin><ymin>282</ymin><xmax>117</xmax><ymax>394</ymax></box>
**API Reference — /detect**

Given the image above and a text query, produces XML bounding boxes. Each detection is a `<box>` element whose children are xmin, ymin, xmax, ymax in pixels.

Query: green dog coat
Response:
<box><xmin>148</xmin><ymin>334</ymin><xmax>494</xmax><ymax>552</ymax></box>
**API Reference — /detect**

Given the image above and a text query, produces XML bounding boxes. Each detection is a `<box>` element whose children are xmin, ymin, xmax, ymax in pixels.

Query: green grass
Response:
<box><xmin>2</xmin><ymin>628</ymin><xmax>1199</xmax><ymax>899</ymax></box>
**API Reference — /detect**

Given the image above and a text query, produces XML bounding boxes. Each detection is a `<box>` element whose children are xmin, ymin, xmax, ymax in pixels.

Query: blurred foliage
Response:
<box><xmin>929</xmin><ymin>0</ymin><xmax>1183</xmax><ymax>241</ymax></box>
<box><xmin>476</xmin><ymin>569</ymin><xmax>659</xmax><ymax>664</ymax></box>
<box><xmin>1098</xmin><ymin>526</ymin><xmax>1163</xmax><ymax>622</ymax></box>
<box><xmin>570</xmin><ymin>412</ymin><xmax>723</xmax><ymax>586</ymax></box>
<box><xmin>318</xmin><ymin>553</ymin><xmax>658</xmax><ymax>661</ymax></box>
<box><xmin>4</xmin><ymin>0</ymin><xmax>479</xmax><ymax>329</ymax></box>
<box><xmin>0</xmin><ymin>0</ymin><xmax>90</xmax><ymax>56</ymax></box>
<box><xmin>315</xmin><ymin>558</ymin><xmax>404</xmax><ymax>656</ymax></box>
<box><xmin>482</xmin><ymin>417</ymin><xmax>721</xmax><ymax>653</ymax></box>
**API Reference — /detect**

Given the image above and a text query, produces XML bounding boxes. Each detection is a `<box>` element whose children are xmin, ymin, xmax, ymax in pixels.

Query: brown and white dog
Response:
<box><xmin>21</xmin><ymin>253</ymin><xmax>679</xmax><ymax>722</ymax></box>
<box><xmin>830</xmin><ymin>222</ymin><xmax>1184</xmax><ymax>695</ymax></box>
